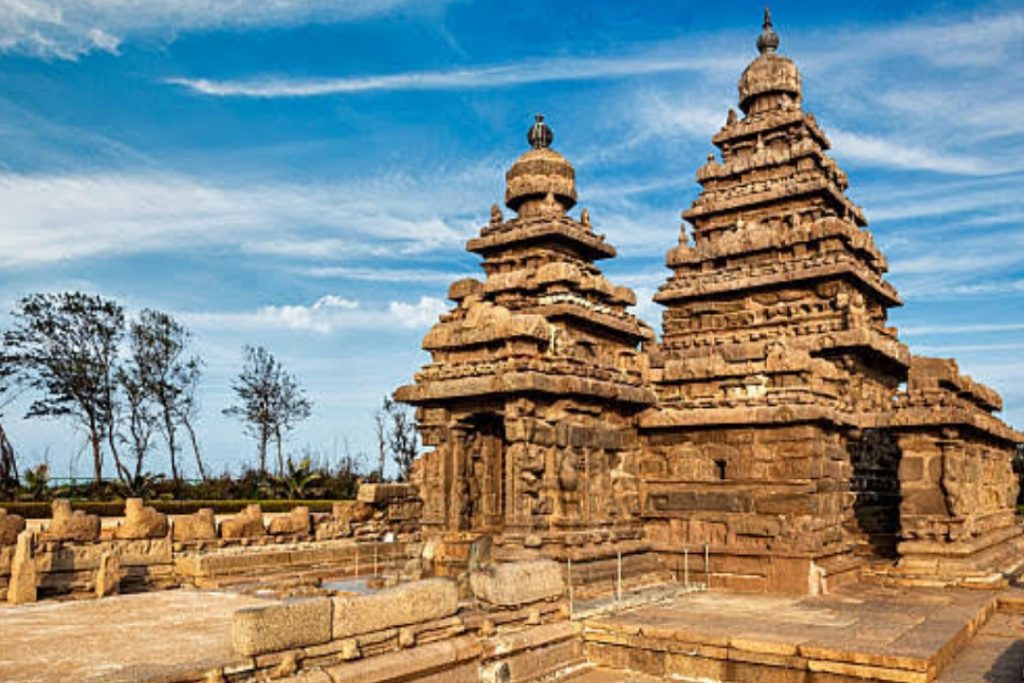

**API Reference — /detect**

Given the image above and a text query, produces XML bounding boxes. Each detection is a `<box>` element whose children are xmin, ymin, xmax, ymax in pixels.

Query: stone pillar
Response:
<box><xmin>96</xmin><ymin>551</ymin><xmax>121</xmax><ymax>598</ymax></box>
<box><xmin>7</xmin><ymin>530</ymin><xmax>37</xmax><ymax>604</ymax></box>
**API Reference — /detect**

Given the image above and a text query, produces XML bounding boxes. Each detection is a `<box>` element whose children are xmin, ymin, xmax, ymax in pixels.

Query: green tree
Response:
<box><xmin>129</xmin><ymin>310</ymin><xmax>206</xmax><ymax>481</ymax></box>
<box><xmin>382</xmin><ymin>396</ymin><xmax>418</xmax><ymax>481</ymax></box>
<box><xmin>0</xmin><ymin>344</ymin><xmax>18</xmax><ymax>487</ymax></box>
<box><xmin>5</xmin><ymin>292</ymin><xmax>126</xmax><ymax>483</ymax></box>
<box><xmin>224</xmin><ymin>346</ymin><xmax>312</xmax><ymax>474</ymax></box>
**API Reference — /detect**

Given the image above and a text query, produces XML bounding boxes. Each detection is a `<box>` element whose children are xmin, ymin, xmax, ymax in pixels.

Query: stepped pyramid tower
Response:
<box><xmin>638</xmin><ymin>9</ymin><xmax>911</xmax><ymax>592</ymax></box>
<box><xmin>399</xmin><ymin>11</ymin><xmax>1024</xmax><ymax>592</ymax></box>
<box><xmin>396</xmin><ymin>116</ymin><xmax>657</xmax><ymax>569</ymax></box>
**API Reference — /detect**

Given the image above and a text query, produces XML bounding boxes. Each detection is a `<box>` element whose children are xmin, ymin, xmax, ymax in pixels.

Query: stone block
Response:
<box><xmin>233</xmin><ymin>597</ymin><xmax>333</xmax><ymax>656</ymax></box>
<box><xmin>116</xmin><ymin>498</ymin><xmax>168</xmax><ymax>539</ymax></box>
<box><xmin>95</xmin><ymin>550</ymin><xmax>121</xmax><ymax>598</ymax></box>
<box><xmin>220</xmin><ymin>504</ymin><xmax>265</xmax><ymax>539</ymax></box>
<box><xmin>332</xmin><ymin>578</ymin><xmax>458</xmax><ymax>638</ymax></box>
<box><xmin>7</xmin><ymin>530</ymin><xmax>37</xmax><ymax>604</ymax></box>
<box><xmin>172</xmin><ymin>508</ymin><xmax>217</xmax><ymax>542</ymax></box>
<box><xmin>0</xmin><ymin>507</ymin><xmax>26</xmax><ymax>546</ymax></box>
<box><xmin>357</xmin><ymin>483</ymin><xmax>418</xmax><ymax>505</ymax></box>
<box><xmin>268</xmin><ymin>506</ymin><xmax>310</xmax><ymax>536</ymax></box>
<box><xmin>44</xmin><ymin>499</ymin><xmax>100</xmax><ymax>542</ymax></box>
<box><xmin>470</xmin><ymin>560</ymin><xmax>564</xmax><ymax>606</ymax></box>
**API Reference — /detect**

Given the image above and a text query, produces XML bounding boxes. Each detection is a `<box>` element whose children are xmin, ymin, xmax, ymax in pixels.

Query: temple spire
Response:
<box><xmin>757</xmin><ymin>6</ymin><xmax>780</xmax><ymax>54</ymax></box>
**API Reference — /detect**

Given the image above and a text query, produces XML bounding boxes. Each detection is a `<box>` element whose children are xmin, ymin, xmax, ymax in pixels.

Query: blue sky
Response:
<box><xmin>0</xmin><ymin>0</ymin><xmax>1022</xmax><ymax>479</ymax></box>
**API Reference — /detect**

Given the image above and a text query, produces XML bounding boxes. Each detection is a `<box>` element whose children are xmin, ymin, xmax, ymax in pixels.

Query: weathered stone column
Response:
<box><xmin>96</xmin><ymin>550</ymin><xmax>121</xmax><ymax>598</ymax></box>
<box><xmin>7</xmin><ymin>529</ymin><xmax>37</xmax><ymax>604</ymax></box>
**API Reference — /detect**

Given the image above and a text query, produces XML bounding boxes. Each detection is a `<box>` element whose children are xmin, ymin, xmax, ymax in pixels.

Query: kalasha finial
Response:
<box><xmin>527</xmin><ymin>114</ymin><xmax>553</xmax><ymax>149</ymax></box>
<box><xmin>757</xmin><ymin>6</ymin><xmax>780</xmax><ymax>54</ymax></box>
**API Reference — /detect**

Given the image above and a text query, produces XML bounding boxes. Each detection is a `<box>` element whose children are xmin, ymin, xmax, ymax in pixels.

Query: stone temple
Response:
<box><xmin>4</xmin><ymin>12</ymin><xmax>1024</xmax><ymax>683</ymax></box>
<box><xmin>396</xmin><ymin>10</ymin><xmax>1024</xmax><ymax>595</ymax></box>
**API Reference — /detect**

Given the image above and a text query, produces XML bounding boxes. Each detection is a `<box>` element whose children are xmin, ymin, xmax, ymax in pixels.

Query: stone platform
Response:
<box><xmin>582</xmin><ymin>585</ymin><xmax>1019</xmax><ymax>682</ymax></box>
<box><xmin>0</xmin><ymin>589</ymin><xmax>271</xmax><ymax>683</ymax></box>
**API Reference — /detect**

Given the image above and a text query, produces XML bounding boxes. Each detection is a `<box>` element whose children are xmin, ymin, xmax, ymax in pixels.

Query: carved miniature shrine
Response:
<box><xmin>397</xmin><ymin>11</ymin><xmax>1024</xmax><ymax>594</ymax></box>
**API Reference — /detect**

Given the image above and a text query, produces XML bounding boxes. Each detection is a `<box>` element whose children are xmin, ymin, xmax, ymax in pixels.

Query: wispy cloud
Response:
<box><xmin>301</xmin><ymin>266</ymin><xmax>474</xmax><ymax>283</ymax></box>
<box><xmin>901</xmin><ymin>322</ymin><xmax>1024</xmax><ymax>336</ymax></box>
<box><xmin>0</xmin><ymin>0</ymin><xmax>451</xmax><ymax>60</ymax></box>
<box><xmin>168</xmin><ymin>53</ymin><xmax>741</xmax><ymax>98</ymax></box>
<box><xmin>828</xmin><ymin>129</ymin><xmax>1000</xmax><ymax>177</ymax></box>
<box><xmin>181</xmin><ymin>294</ymin><xmax>448</xmax><ymax>335</ymax></box>
<box><xmin>0</xmin><ymin>171</ymin><xmax>480</xmax><ymax>267</ymax></box>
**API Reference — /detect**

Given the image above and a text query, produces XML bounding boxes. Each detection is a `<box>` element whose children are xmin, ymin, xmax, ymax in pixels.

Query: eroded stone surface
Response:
<box><xmin>471</xmin><ymin>559</ymin><xmax>564</xmax><ymax>606</ymax></box>
<box><xmin>220</xmin><ymin>504</ymin><xmax>265</xmax><ymax>539</ymax></box>
<box><xmin>172</xmin><ymin>508</ymin><xmax>217</xmax><ymax>542</ymax></box>
<box><xmin>7</xmin><ymin>530</ymin><xmax>37</xmax><ymax>604</ymax></box>
<box><xmin>43</xmin><ymin>500</ymin><xmax>100</xmax><ymax>543</ymax></box>
<box><xmin>332</xmin><ymin>578</ymin><xmax>459</xmax><ymax>638</ymax></box>
<box><xmin>0</xmin><ymin>508</ymin><xmax>26</xmax><ymax>547</ymax></box>
<box><xmin>115</xmin><ymin>499</ymin><xmax>168</xmax><ymax>540</ymax></box>
<box><xmin>95</xmin><ymin>551</ymin><xmax>120</xmax><ymax>598</ymax></box>
<box><xmin>232</xmin><ymin>597</ymin><xmax>332</xmax><ymax>656</ymax></box>
<box><xmin>267</xmin><ymin>506</ymin><xmax>311</xmax><ymax>536</ymax></box>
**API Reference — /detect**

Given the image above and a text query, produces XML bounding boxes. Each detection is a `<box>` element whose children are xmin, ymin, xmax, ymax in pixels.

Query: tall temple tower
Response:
<box><xmin>637</xmin><ymin>10</ymin><xmax>1021</xmax><ymax>593</ymax></box>
<box><xmin>396</xmin><ymin>116</ymin><xmax>656</xmax><ymax>566</ymax></box>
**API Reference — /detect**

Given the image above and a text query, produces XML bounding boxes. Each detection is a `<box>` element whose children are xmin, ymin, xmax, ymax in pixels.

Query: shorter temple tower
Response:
<box><xmin>396</xmin><ymin>117</ymin><xmax>656</xmax><ymax>569</ymax></box>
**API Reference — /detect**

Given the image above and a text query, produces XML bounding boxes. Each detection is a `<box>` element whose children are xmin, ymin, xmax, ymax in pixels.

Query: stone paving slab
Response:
<box><xmin>0</xmin><ymin>589</ymin><xmax>272</xmax><ymax>683</ymax></box>
<box><xmin>935</xmin><ymin>610</ymin><xmax>1024</xmax><ymax>683</ymax></box>
<box><xmin>582</xmin><ymin>584</ymin><xmax>1000</xmax><ymax>681</ymax></box>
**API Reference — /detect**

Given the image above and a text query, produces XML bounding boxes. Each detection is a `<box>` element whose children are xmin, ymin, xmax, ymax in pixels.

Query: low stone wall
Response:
<box><xmin>204</xmin><ymin>560</ymin><xmax>574</xmax><ymax>683</ymax></box>
<box><xmin>0</xmin><ymin>484</ymin><xmax>424</xmax><ymax>602</ymax></box>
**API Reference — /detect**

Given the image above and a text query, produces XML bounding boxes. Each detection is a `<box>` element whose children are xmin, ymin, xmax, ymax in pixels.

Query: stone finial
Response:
<box><xmin>580</xmin><ymin>207</ymin><xmax>591</xmax><ymax>227</ymax></box>
<box><xmin>527</xmin><ymin>114</ymin><xmax>553</xmax><ymax>149</ymax></box>
<box><xmin>505</xmin><ymin>115</ymin><xmax>577</xmax><ymax>216</ymax></box>
<box><xmin>757</xmin><ymin>7</ymin><xmax>780</xmax><ymax>54</ymax></box>
<box><xmin>490</xmin><ymin>203</ymin><xmax>503</xmax><ymax>225</ymax></box>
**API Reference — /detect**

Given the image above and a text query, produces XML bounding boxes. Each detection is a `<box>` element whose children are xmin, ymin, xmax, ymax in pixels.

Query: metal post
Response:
<box><xmin>567</xmin><ymin>557</ymin><xmax>574</xmax><ymax>618</ymax></box>
<box><xmin>684</xmin><ymin>548</ymin><xmax>689</xmax><ymax>588</ymax></box>
<box><xmin>616</xmin><ymin>550</ymin><xmax>622</xmax><ymax>602</ymax></box>
<box><xmin>373</xmin><ymin>544</ymin><xmax>379</xmax><ymax>577</ymax></box>
<box><xmin>354</xmin><ymin>547</ymin><xmax>359</xmax><ymax>577</ymax></box>
<box><xmin>704</xmin><ymin>543</ymin><xmax>710</xmax><ymax>588</ymax></box>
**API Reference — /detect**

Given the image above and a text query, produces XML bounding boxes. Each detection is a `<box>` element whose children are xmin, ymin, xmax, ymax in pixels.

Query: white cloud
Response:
<box><xmin>388</xmin><ymin>296</ymin><xmax>449</xmax><ymax>328</ymax></box>
<box><xmin>168</xmin><ymin>52</ymin><xmax>741</xmax><ymax>98</ymax></box>
<box><xmin>901</xmin><ymin>322</ymin><xmax>1024</xmax><ymax>336</ymax></box>
<box><xmin>182</xmin><ymin>294</ymin><xmax>448</xmax><ymax>335</ymax></box>
<box><xmin>0</xmin><ymin>171</ymin><xmax>478</xmax><ymax>267</ymax></box>
<box><xmin>0</xmin><ymin>0</ymin><xmax>448</xmax><ymax>59</ymax></box>
<box><xmin>828</xmin><ymin>129</ymin><xmax>998</xmax><ymax>177</ymax></box>
<box><xmin>302</xmin><ymin>266</ymin><xmax>474</xmax><ymax>283</ymax></box>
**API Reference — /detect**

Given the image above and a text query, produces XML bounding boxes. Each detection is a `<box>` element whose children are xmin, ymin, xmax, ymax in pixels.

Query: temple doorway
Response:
<box><xmin>850</xmin><ymin>429</ymin><xmax>902</xmax><ymax>560</ymax></box>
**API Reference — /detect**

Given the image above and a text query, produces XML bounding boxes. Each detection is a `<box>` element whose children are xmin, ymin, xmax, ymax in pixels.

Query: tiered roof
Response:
<box><xmin>397</xmin><ymin>116</ymin><xmax>654</xmax><ymax>407</ymax></box>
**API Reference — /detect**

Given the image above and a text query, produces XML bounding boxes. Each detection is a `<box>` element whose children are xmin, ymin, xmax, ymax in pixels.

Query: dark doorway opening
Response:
<box><xmin>850</xmin><ymin>429</ymin><xmax>902</xmax><ymax>560</ymax></box>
